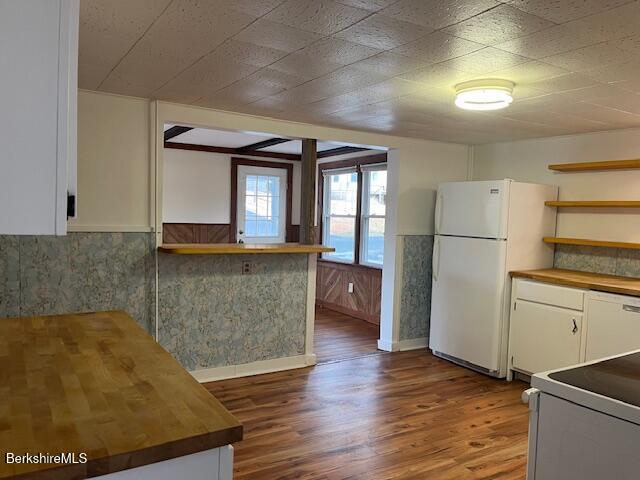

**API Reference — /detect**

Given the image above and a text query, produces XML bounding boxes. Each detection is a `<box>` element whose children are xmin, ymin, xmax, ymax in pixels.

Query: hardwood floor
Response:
<box><xmin>205</xmin><ymin>349</ymin><xmax>530</xmax><ymax>480</ymax></box>
<box><xmin>314</xmin><ymin>306</ymin><xmax>381</xmax><ymax>364</ymax></box>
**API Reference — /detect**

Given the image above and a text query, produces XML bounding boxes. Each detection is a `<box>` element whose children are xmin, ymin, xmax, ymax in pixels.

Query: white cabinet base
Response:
<box><xmin>98</xmin><ymin>445</ymin><xmax>233</xmax><ymax>480</ymax></box>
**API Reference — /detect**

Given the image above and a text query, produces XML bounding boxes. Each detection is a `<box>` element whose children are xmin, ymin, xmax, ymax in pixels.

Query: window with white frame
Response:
<box><xmin>322</xmin><ymin>168</ymin><xmax>358</xmax><ymax>263</ymax></box>
<box><xmin>360</xmin><ymin>164</ymin><xmax>386</xmax><ymax>266</ymax></box>
<box><xmin>321</xmin><ymin>161</ymin><xmax>387</xmax><ymax>266</ymax></box>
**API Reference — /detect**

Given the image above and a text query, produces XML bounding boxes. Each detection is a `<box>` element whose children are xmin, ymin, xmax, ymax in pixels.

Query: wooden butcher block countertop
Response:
<box><xmin>0</xmin><ymin>310</ymin><xmax>242</xmax><ymax>480</ymax></box>
<box><xmin>510</xmin><ymin>268</ymin><xmax>640</xmax><ymax>297</ymax></box>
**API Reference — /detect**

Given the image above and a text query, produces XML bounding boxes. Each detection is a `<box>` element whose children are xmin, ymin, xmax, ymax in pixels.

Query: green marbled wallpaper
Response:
<box><xmin>0</xmin><ymin>233</ymin><xmax>155</xmax><ymax>332</ymax></box>
<box><xmin>157</xmin><ymin>252</ymin><xmax>309</xmax><ymax>370</ymax></box>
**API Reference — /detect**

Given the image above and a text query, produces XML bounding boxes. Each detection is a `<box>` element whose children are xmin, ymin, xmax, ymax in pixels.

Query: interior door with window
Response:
<box><xmin>237</xmin><ymin>165</ymin><xmax>286</xmax><ymax>244</ymax></box>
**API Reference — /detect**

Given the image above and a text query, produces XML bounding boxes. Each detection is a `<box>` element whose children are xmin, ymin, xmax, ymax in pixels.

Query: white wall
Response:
<box><xmin>70</xmin><ymin>90</ymin><xmax>151</xmax><ymax>231</ymax></box>
<box><xmin>162</xmin><ymin>148</ymin><xmax>301</xmax><ymax>224</ymax></box>
<box><xmin>472</xmin><ymin>128</ymin><xmax>640</xmax><ymax>242</ymax></box>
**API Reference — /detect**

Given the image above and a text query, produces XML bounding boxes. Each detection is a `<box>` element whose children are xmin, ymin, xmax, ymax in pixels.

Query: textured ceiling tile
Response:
<box><xmin>616</xmin><ymin>35</ymin><xmax>640</xmax><ymax>55</ymax></box>
<box><xmin>244</xmin><ymin>68</ymin><xmax>308</xmax><ymax>90</ymax></box>
<box><xmin>612</xmin><ymin>79</ymin><xmax>640</xmax><ymax>94</ymax></box>
<box><xmin>336</xmin><ymin>0</ymin><xmax>399</xmax><ymax>11</ymax></box>
<box><xmin>505</xmin><ymin>0</ymin><xmax>632</xmax><ymax>23</ymax></box>
<box><xmin>381</xmin><ymin>0</ymin><xmax>500</xmax><ymax>30</ymax></box>
<box><xmin>298</xmin><ymin>37</ymin><xmax>382</xmax><ymax>65</ymax></box>
<box><xmin>526</xmin><ymin>72</ymin><xmax>600</xmax><ymax>93</ymax></box>
<box><xmin>391</xmin><ymin>31</ymin><xmax>484</xmax><ymax>64</ymax></box>
<box><xmin>234</xmin><ymin>19</ymin><xmax>324</xmax><ymax>52</ymax></box>
<box><xmin>504</xmin><ymin>110</ymin><xmax>610</xmax><ymax>129</ymax></box>
<box><xmin>399</xmin><ymin>64</ymin><xmax>477</xmax><ymax>88</ymax></box>
<box><xmin>350</xmin><ymin>51</ymin><xmax>431</xmax><ymax>76</ymax></box>
<box><xmin>264</xmin><ymin>0</ymin><xmax>370</xmax><ymax>35</ymax></box>
<box><xmin>560</xmin><ymin>101</ymin><xmax>640</xmax><ymax>126</ymax></box>
<box><xmin>79</xmin><ymin>0</ymin><xmax>172</xmax><ymax>89</ymax></box>
<box><xmin>576</xmin><ymin>1</ymin><xmax>640</xmax><ymax>41</ymax></box>
<box><xmin>494</xmin><ymin>20</ymin><xmax>608</xmax><ymax>59</ymax></box>
<box><xmin>542</xmin><ymin>41</ymin><xmax>638</xmax><ymax>72</ymax></box>
<box><xmin>333</xmin><ymin>14</ymin><xmax>433</xmax><ymax>50</ymax></box>
<box><xmin>214</xmin><ymin>40</ymin><xmax>289</xmax><ymax>68</ymax></box>
<box><xmin>269</xmin><ymin>52</ymin><xmax>343</xmax><ymax>80</ymax></box>
<box><xmin>581</xmin><ymin>59</ymin><xmax>640</xmax><ymax>83</ymax></box>
<box><xmin>101</xmin><ymin>0</ymin><xmax>257</xmax><ymax>92</ymax></box>
<box><xmin>587</xmin><ymin>93</ymin><xmax>640</xmax><ymax>115</ymax></box>
<box><xmin>439</xmin><ymin>47</ymin><xmax>529</xmax><ymax>75</ymax></box>
<box><xmin>308</xmin><ymin>78</ymin><xmax>421</xmax><ymax>114</ymax></box>
<box><xmin>442</xmin><ymin>4</ymin><xmax>555</xmax><ymax>46</ymax></box>
<box><xmin>153</xmin><ymin>54</ymin><xmax>258</xmax><ymax>103</ymax></box>
<box><xmin>199</xmin><ymin>78</ymin><xmax>286</xmax><ymax>108</ymax></box>
<box><xmin>488</xmin><ymin>60</ymin><xmax>569</xmax><ymax>84</ymax></box>
<box><xmin>219</xmin><ymin>0</ymin><xmax>287</xmax><ymax>17</ymax></box>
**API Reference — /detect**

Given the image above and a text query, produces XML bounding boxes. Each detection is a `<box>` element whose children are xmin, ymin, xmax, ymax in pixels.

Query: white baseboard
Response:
<box><xmin>377</xmin><ymin>339</ymin><xmax>395</xmax><ymax>352</ymax></box>
<box><xmin>190</xmin><ymin>354</ymin><xmax>316</xmax><ymax>383</ymax></box>
<box><xmin>377</xmin><ymin>337</ymin><xmax>428</xmax><ymax>352</ymax></box>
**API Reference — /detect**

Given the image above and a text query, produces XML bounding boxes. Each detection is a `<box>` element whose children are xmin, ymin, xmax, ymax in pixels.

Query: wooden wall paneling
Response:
<box><xmin>163</xmin><ymin>223</ymin><xmax>196</xmax><ymax>243</ymax></box>
<box><xmin>163</xmin><ymin>223</ymin><xmax>230</xmax><ymax>244</ymax></box>
<box><xmin>205</xmin><ymin>224</ymin><xmax>230</xmax><ymax>243</ymax></box>
<box><xmin>343</xmin><ymin>268</ymin><xmax>371</xmax><ymax>314</ymax></box>
<box><xmin>316</xmin><ymin>261</ymin><xmax>382</xmax><ymax>325</ymax></box>
<box><xmin>370</xmin><ymin>272</ymin><xmax>382</xmax><ymax>322</ymax></box>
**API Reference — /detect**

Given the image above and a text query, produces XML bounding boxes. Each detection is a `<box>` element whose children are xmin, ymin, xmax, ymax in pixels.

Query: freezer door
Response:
<box><xmin>435</xmin><ymin>180</ymin><xmax>510</xmax><ymax>239</ymax></box>
<box><xmin>429</xmin><ymin>235</ymin><xmax>508</xmax><ymax>373</ymax></box>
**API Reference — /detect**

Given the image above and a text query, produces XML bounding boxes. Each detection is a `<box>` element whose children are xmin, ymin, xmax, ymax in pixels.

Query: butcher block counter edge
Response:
<box><xmin>158</xmin><ymin>243</ymin><xmax>335</xmax><ymax>254</ymax></box>
<box><xmin>0</xmin><ymin>310</ymin><xmax>242</xmax><ymax>480</ymax></box>
<box><xmin>510</xmin><ymin>268</ymin><xmax>640</xmax><ymax>297</ymax></box>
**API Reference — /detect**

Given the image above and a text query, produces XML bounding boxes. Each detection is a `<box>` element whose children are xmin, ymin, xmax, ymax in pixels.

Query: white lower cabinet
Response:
<box><xmin>509</xmin><ymin>279</ymin><xmax>640</xmax><ymax>378</ymax></box>
<box><xmin>585</xmin><ymin>292</ymin><xmax>640</xmax><ymax>361</ymax></box>
<box><xmin>510</xmin><ymin>300</ymin><xmax>582</xmax><ymax>374</ymax></box>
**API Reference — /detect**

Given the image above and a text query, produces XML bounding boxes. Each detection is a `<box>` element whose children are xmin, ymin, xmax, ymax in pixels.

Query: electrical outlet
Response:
<box><xmin>242</xmin><ymin>261</ymin><xmax>251</xmax><ymax>274</ymax></box>
<box><xmin>348</xmin><ymin>282</ymin><xmax>354</xmax><ymax>293</ymax></box>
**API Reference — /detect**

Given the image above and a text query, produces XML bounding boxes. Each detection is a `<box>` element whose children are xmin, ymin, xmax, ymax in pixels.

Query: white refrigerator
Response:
<box><xmin>429</xmin><ymin>179</ymin><xmax>558</xmax><ymax>378</ymax></box>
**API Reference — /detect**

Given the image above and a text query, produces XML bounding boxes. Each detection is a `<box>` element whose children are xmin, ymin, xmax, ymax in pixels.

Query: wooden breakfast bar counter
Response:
<box><xmin>0</xmin><ymin>310</ymin><xmax>242</xmax><ymax>480</ymax></box>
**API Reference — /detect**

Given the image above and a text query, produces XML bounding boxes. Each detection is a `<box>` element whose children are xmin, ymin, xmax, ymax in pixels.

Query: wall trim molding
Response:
<box><xmin>190</xmin><ymin>354</ymin><xmax>316</xmax><ymax>383</ymax></box>
<box><xmin>377</xmin><ymin>337</ymin><xmax>428</xmax><ymax>352</ymax></box>
<box><xmin>67</xmin><ymin>224</ymin><xmax>154</xmax><ymax>232</ymax></box>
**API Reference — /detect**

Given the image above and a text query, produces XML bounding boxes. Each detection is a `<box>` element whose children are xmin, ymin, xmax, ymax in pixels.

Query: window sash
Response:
<box><xmin>321</xmin><ymin>163</ymin><xmax>386</xmax><ymax>266</ymax></box>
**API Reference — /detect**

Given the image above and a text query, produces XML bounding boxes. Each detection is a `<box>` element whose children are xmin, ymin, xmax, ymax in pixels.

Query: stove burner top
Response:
<box><xmin>549</xmin><ymin>352</ymin><xmax>640</xmax><ymax>408</ymax></box>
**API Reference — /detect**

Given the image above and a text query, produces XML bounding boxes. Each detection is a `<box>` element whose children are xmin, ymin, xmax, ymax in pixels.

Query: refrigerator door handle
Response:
<box><xmin>432</xmin><ymin>237</ymin><xmax>440</xmax><ymax>282</ymax></box>
<box><xmin>434</xmin><ymin>192</ymin><xmax>443</xmax><ymax>233</ymax></box>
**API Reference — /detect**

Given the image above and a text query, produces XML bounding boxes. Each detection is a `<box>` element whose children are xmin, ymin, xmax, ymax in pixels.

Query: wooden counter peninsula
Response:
<box><xmin>158</xmin><ymin>242</ymin><xmax>335</xmax><ymax>255</ymax></box>
<box><xmin>0</xmin><ymin>310</ymin><xmax>242</xmax><ymax>480</ymax></box>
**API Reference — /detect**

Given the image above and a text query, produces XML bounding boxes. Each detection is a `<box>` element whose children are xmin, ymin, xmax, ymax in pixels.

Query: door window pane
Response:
<box><xmin>363</xmin><ymin>218</ymin><xmax>385</xmax><ymax>266</ymax></box>
<box><xmin>324</xmin><ymin>217</ymin><xmax>355</xmax><ymax>262</ymax></box>
<box><xmin>244</xmin><ymin>174</ymin><xmax>280</xmax><ymax>239</ymax></box>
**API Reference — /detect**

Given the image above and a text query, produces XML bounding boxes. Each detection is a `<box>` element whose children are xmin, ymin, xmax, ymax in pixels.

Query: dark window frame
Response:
<box><xmin>317</xmin><ymin>153</ymin><xmax>387</xmax><ymax>269</ymax></box>
<box><xmin>230</xmin><ymin>157</ymin><xmax>294</xmax><ymax>243</ymax></box>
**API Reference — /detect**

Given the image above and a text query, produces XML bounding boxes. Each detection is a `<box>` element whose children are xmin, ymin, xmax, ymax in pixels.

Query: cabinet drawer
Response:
<box><xmin>515</xmin><ymin>279</ymin><xmax>584</xmax><ymax>311</ymax></box>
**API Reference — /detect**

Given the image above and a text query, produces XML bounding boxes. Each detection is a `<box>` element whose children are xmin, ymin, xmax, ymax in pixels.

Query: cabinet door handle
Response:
<box><xmin>572</xmin><ymin>319</ymin><xmax>578</xmax><ymax>334</ymax></box>
<box><xmin>623</xmin><ymin>304</ymin><xmax>640</xmax><ymax>314</ymax></box>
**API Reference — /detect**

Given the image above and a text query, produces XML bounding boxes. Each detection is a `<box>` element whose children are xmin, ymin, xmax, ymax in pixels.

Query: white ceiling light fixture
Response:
<box><xmin>454</xmin><ymin>79</ymin><xmax>515</xmax><ymax>111</ymax></box>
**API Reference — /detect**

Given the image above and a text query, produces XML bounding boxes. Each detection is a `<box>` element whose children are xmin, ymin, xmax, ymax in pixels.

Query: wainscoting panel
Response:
<box><xmin>163</xmin><ymin>223</ymin><xmax>230</xmax><ymax>244</ymax></box>
<box><xmin>163</xmin><ymin>223</ymin><xmax>300</xmax><ymax>244</ymax></box>
<box><xmin>316</xmin><ymin>260</ymin><xmax>382</xmax><ymax>325</ymax></box>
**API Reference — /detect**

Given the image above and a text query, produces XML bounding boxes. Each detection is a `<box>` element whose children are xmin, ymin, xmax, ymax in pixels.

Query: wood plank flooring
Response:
<box><xmin>205</xmin><ymin>349</ymin><xmax>530</xmax><ymax>480</ymax></box>
<box><xmin>314</xmin><ymin>307</ymin><xmax>380</xmax><ymax>364</ymax></box>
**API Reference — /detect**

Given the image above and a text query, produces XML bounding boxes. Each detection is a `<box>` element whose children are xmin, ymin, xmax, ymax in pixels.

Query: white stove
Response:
<box><xmin>523</xmin><ymin>349</ymin><xmax>640</xmax><ymax>480</ymax></box>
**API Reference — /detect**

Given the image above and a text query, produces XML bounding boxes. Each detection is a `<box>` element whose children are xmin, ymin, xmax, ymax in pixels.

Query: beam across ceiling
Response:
<box><xmin>237</xmin><ymin>137</ymin><xmax>292</xmax><ymax>151</ymax></box>
<box><xmin>164</xmin><ymin>126</ymin><xmax>193</xmax><ymax>141</ymax></box>
<box><xmin>317</xmin><ymin>146</ymin><xmax>370</xmax><ymax>158</ymax></box>
<box><xmin>164</xmin><ymin>142</ymin><xmax>301</xmax><ymax>161</ymax></box>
